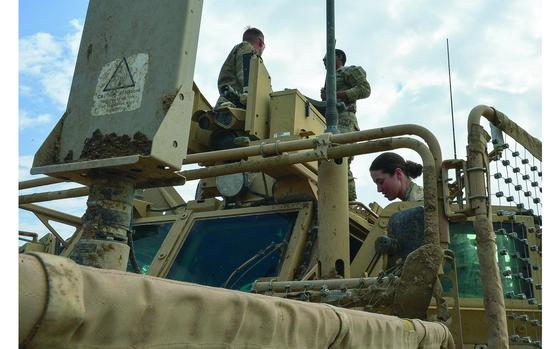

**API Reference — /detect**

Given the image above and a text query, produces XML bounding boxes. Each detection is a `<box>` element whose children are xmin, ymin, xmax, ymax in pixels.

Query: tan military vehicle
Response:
<box><xmin>19</xmin><ymin>1</ymin><xmax>542</xmax><ymax>348</ymax></box>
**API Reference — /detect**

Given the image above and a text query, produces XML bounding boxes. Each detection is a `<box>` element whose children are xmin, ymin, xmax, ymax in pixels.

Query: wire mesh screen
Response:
<box><xmin>490</xmin><ymin>133</ymin><xmax>542</xmax><ymax>220</ymax></box>
<box><xmin>489</xmin><ymin>130</ymin><xmax>542</xmax><ymax>346</ymax></box>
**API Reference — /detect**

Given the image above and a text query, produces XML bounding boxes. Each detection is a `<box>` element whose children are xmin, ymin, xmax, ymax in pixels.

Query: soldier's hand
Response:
<box><xmin>320</xmin><ymin>87</ymin><xmax>326</xmax><ymax>101</ymax></box>
<box><xmin>336</xmin><ymin>90</ymin><xmax>347</xmax><ymax>100</ymax></box>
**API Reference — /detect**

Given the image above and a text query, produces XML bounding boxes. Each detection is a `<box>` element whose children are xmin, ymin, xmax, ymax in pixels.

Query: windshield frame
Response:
<box><xmin>145</xmin><ymin>201</ymin><xmax>313</xmax><ymax>282</ymax></box>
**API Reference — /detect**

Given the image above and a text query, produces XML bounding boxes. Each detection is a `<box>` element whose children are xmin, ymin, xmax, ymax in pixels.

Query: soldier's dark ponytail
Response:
<box><xmin>370</xmin><ymin>152</ymin><xmax>423</xmax><ymax>179</ymax></box>
<box><xmin>404</xmin><ymin>160</ymin><xmax>423</xmax><ymax>179</ymax></box>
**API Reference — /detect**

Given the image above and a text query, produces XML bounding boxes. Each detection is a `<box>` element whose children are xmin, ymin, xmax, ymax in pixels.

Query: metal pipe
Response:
<box><xmin>35</xmin><ymin>214</ymin><xmax>69</xmax><ymax>248</ymax></box>
<box><xmin>468</xmin><ymin>105</ymin><xmax>541</xmax><ymax>161</ymax></box>
<box><xmin>183</xmin><ymin>138</ymin><xmax>317</xmax><ymax>165</ymax></box>
<box><xmin>184</xmin><ymin>124</ymin><xmax>441</xmax><ymax>164</ymax></box>
<box><xmin>181</xmin><ymin>124</ymin><xmax>449</xmax><ymax>245</ymax></box>
<box><xmin>253</xmin><ymin>277</ymin><xmax>383</xmax><ymax>293</ymax></box>
<box><xmin>318</xmin><ymin>156</ymin><xmax>349</xmax><ymax>278</ymax></box>
<box><xmin>19</xmin><ymin>203</ymin><xmax>82</xmax><ymax>226</ymax></box>
<box><xmin>329</xmin><ymin>138</ymin><xmax>440</xmax><ymax>245</ymax></box>
<box><xmin>19</xmin><ymin>176</ymin><xmax>65</xmax><ymax>190</ymax></box>
<box><xmin>467</xmin><ymin>105</ymin><xmax>510</xmax><ymax>348</ymax></box>
<box><xmin>332</xmin><ymin>126</ymin><xmax>447</xmax><ymax>245</ymax></box>
<box><xmin>19</xmin><ymin>187</ymin><xmax>90</xmax><ymax>205</ymax></box>
<box><xmin>19</xmin><ymin>231</ymin><xmax>38</xmax><ymax>242</ymax></box>
<box><xmin>179</xmin><ymin>137</ymin><xmax>440</xmax><ymax>246</ymax></box>
<box><xmin>324</xmin><ymin>0</ymin><xmax>338</xmax><ymax>133</ymax></box>
<box><xmin>180</xmin><ymin>151</ymin><xmax>323</xmax><ymax>180</ymax></box>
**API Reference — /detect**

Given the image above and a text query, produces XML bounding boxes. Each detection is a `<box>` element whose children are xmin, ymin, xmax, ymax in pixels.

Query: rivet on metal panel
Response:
<box><xmin>179</xmin><ymin>93</ymin><xmax>184</xmax><ymax>100</ymax></box>
<box><xmin>158</xmin><ymin>253</ymin><xmax>167</xmax><ymax>260</ymax></box>
<box><xmin>379</xmin><ymin>219</ymin><xmax>387</xmax><ymax>228</ymax></box>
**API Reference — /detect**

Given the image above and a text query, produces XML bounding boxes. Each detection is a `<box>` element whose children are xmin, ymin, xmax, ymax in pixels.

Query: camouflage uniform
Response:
<box><xmin>215</xmin><ymin>41</ymin><xmax>258</xmax><ymax>108</ymax></box>
<box><xmin>403</xmin><ymin>181</ymin><xmax>423</xmax><ymax>202</ymax></box>
<box><xmin>330</xmin><ymin>65</ymin><xmax>371</xmax><ymax>201</ymax></box>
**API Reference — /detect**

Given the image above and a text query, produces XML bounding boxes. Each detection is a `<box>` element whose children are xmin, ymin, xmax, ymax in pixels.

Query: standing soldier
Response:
<box><xmin>215</xmin><ymin>27</ymin><xmax>266</xmax><ymax>109</ymax></box>
<box><xmin>321</xmin><ymin>49</ymin><xmax>371</xmax><ymax>201</ymax></box>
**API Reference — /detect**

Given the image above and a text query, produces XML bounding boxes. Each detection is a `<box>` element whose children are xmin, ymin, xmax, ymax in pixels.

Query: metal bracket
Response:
<box><xmin>441</xmin><ymin>159</ymin><xmax>473</xmax><ymax>219</ymax></box>
<box><xmin>314</xmin><ymin>133</ymin><xmax>332</xmax><ymax>160</ymax></box>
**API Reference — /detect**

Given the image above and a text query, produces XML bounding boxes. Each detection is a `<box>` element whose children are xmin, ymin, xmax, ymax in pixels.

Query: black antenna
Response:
<box><xmin>446</xmin><ymin>38</ymin><xmax>457</xmax><ymax>159</ymax></box>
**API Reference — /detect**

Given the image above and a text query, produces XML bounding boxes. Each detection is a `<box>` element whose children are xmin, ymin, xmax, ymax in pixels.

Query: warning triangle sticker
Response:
<box><xmin>103</xmin><ymin>57</ymin><xmax>135</xmax><ymax>91</ymax></box>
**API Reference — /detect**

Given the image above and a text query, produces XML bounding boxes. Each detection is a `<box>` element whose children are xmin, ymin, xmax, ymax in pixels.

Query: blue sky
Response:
<box><xmin>18</xmin><ymin>0</ymin><xmax>545</xmax><ymax>240</ymax></box>
<box><xmin>19</xmin><ymin>0</ymin><xmax>88</xmax><ymax>37</ymax></box>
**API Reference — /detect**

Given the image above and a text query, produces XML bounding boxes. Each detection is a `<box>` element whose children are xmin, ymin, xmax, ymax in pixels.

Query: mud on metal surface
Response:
<box><xmin>79</xmin><ymin>129</ymin><xmax>152</xmax><ymax>160</ymax></box>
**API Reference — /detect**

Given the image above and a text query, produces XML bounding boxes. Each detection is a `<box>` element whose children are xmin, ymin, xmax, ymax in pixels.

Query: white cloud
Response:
<box><xmin>19</xmin><ymin>32</ymin><xmax>63</xmax><ymax>74</ymax></box>
<box><xmin>19</xmin><ymin>20</ymin><xmax>83</xmax><ymax>109</ymax></box>
<box><xmin>18</xmin><ymin>155</ymin><xmax>35</xmax><ymax>181</ymax></box>
<box><xmin>19</xmin><ymin>84</ymin><xmax>32</xmax><ymax>96</ymax></box>
<box><xmin>19</xmin><ymin>110</ymin><xmax>52</xmax><ymax>129</ymax></box>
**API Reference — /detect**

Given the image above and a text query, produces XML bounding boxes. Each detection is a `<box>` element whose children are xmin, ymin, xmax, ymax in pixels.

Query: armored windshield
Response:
<box><xmin>167</xmin><ymin>212</ymin><xmax>298</xmax><ymax>290</ymax></box>
<box><xmin>127</xmin><ymin>222</ymin><xmax>174</xmax><ymax>274</ymax></box>
<box><xmin>449</xmin><ymin>221</ymin><xmax>533</xmax><ymax>299</ymax></box>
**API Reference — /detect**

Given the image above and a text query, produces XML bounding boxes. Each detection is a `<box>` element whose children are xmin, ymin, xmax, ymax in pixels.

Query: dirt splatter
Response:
<box><xmin>64</xmin><ymin>150</ymin><xmax>74</xmax><ymax>162</ymax></box>
<box><xmin>79</xmin><ymin>129</ymin><xmax>152</xmax><ymax>160</ymax></box>
<box><xmin>392</xmin><ymin>244</ymin><xmax>443</xmax><ymax>319</ymax></box>
<box><xmin>162</xmin><ymin>89</ymin><xmax>179</xmax><ymax>113</ymax></box>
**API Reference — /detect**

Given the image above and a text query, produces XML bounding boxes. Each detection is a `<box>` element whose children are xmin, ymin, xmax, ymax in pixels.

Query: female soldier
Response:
<box><xmin>369</xmin><ymin>152</ymin><xmax>423</xmax><ymax>201</ymax></box>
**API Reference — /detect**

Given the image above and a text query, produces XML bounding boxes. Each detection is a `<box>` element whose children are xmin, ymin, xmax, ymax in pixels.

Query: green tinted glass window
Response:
<box><xmin>449</xmin><ymin>221</ymin><xmax>532</xmax><ymax>298</ymax></box>
<box><xmin>167</xmin><ymin>212</ymin><xmax>297</xmax><ymax>291</ymax></box>
<box><xmin>127</xmin><ymin>222</ymin><xmax>173</xmax><ymax>274</ymax></box>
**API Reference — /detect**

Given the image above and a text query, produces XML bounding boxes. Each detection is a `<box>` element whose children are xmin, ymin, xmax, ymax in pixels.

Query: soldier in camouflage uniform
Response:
<box><xmin>215</xmin><ymin>28</ymin><xmax>266</xmax><ymax>109</ymax></box>
<box><xmin>369</xmin><ymin>152</ymin><xmax>424</xmax><ymax>202</ymax></box>
<box><xmin>321</xmin><ymin>49</ymin><xmax>371</xmax><ymax>201</ymax></box>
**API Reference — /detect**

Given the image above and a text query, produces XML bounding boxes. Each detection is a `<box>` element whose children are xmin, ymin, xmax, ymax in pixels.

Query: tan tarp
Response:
<box><xmin>20</xmin><ymin>253</ymin><xmax>454</xmax><ymax>349</ymax></box>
